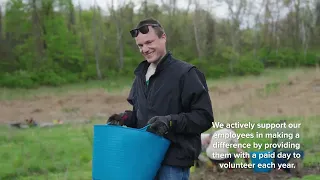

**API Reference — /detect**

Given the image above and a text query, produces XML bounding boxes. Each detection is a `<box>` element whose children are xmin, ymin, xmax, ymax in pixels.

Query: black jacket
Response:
<box><xmin>123</xmin><ymin>52</ymin><xmax>214</xmax><ymax>167</ymax></box>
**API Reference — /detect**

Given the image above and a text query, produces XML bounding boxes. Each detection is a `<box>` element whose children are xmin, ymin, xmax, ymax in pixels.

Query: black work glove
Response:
<box><xmin>146</xmin><ymin>115</ymin><xmax>174</xmax><ymax>136</ymax></box>
<box><xmin>106</xmin><ymin>112</ymin><xmax>128</xmax><ymax>126</ymax></box>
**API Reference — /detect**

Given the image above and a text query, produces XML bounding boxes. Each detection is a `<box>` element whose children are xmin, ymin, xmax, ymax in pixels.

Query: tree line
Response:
<box><xmin>0</xmin><ymin>0</ymin><xmax>319</xmax><ymax>88</ymax></box>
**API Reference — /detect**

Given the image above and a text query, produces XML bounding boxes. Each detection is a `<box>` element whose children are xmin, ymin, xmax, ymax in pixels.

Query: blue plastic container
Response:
<box><xmin>249</xmin><ymin>150</ymin><xmax>274</xmax><ymax>173</ymax></box>
<box><xmin>92</xmin><ymin>124</ymin><xmax>171</xmax><ymax>180</ymax></box>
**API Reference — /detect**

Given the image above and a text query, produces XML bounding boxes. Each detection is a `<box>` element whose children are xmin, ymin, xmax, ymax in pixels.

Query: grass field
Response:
<box><xmin>0</xmin><ymin>67</ymin><xmax>319</xmax><ymax>180</ymax></box>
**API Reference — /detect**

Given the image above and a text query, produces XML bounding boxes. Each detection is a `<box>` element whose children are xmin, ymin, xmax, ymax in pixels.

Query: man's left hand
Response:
<box><xmin>147</xmin><ymin>115</ymin><xmax>173</xmax><ymax>136</ymax></box>
<box><xmin>106</xmin><ymin>113</ymin><xmax>127</xmax><ymax>126</ymax></box>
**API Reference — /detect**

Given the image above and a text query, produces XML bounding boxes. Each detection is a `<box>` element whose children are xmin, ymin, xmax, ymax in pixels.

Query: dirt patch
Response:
<box><xmin>190</xmin><ymin>165</ymin><xmax>320</xmax><ymax>180</ymax></box>
<box><xmin>209</xmin><ymin>73</ymin><xmax>320</xmax><ymax>121</ymax></box>
<box><xmin>0</xmin><ymin>89</ymin><xmax>131</xmax><ymax>123</ymax></box>
<box><xmin>0</xmin><ymin>70</ymin><xmax>319</xmax><ymax>124</ymax></box>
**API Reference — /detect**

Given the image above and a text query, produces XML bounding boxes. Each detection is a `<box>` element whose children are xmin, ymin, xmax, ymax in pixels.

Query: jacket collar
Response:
<box><xmin>134</xmin><ymin>51</ymin><xmax>173</xmax><ymax>77</ymax></box>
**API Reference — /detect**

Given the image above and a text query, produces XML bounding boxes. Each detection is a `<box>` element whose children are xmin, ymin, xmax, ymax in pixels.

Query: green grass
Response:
<box><xmin>1</xmin><ymin>116</ymin><xmax>319</xmax><ymax>180</ymax></box>
<box><xmin>0</xmin><ymin>123</ymin><xmax>94</xmax><ymax>180</ymax></box>
<box><xmin>0</xmin><ymin>76</ymin><xmax>134</xmax><ymax>101</ymax></box>
<box><xmin>206</xmin><ymin>67</ymin><xmax>316</xmax><ymax>87</ymax></box>
<box><xmin>291</xmin><ymin>175</ymin><xmax>320</xmax><ymax>180</ymax></box>
<box><xmin>1</xmin><ymin>67</ymin><xmax>317</xmax><ymax>101</ymax></box>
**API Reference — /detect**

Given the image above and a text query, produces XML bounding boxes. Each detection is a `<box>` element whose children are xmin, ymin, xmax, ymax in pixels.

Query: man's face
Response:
<box><xmin>135</xmin><ymin>26</ymin><xmax>166</xmax><ymax>64</ymax></box>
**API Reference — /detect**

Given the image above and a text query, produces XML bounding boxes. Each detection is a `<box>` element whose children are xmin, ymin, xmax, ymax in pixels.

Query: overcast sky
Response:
<box><xmin>0</xmin><ymin>0</ymin><xmax>279</xmax><ymax>28</ymax></box>
<box><xmin>85</xmin><ymin>0</ymin><xmax>230</xmax><ymax>18</ymax></box>
<box><xmin>75</xmin><ymin>0</ymin><xmax>242</xmax><ymax>19</ymax></box>
<box><xmin>0</xmin><ymin>0</ymin><xmax>231</xmax><ymax>18</ymax></box>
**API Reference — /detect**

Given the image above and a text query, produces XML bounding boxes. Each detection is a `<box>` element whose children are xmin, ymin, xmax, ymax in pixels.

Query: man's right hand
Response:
<box><xmin>146</xmin><ymin>115</ymin><xmax>173</xmax><ymax>136</ymax></box>
<box><xmin>106</xmin><ymin>113</ymin><xmax>128</xmax><ymax>126</ymax></box>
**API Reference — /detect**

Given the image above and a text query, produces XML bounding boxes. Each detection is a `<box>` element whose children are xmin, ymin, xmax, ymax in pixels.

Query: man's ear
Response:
<box><xmin>161</xmin><ymin>33</ymin><xmax>166</xmax><ymax>42</ymax></box>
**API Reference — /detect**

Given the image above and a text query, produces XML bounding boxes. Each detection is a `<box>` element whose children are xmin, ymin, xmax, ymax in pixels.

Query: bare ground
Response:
<box><xmin>190</xmin><ymin>164</ymin><xmax>320</xmax><ymax>180</ymax></box>
<box><xmin>0</xmin><ymin>90</ymin><xmax>132</xmax><ymax>123</ymax></box>
<box><xmin>0</xmin><ymin>69</ymin><xmax>319</xmax><ymax>124</ymax></box>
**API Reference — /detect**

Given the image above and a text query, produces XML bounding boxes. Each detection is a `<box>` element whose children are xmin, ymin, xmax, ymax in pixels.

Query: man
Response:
<box><xmin>107</xmin><ymin>18</ymin><xmax>214</xmax><ymax>180</ymax></box>
<box><xmin>205</xmin><ymin>127</ymin><xmax>249</xmax><ymax>172</ymax></box>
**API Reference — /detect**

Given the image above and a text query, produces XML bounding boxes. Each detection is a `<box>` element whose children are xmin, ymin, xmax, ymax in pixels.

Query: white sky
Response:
<box><xmin>0</xmin><ymin>0</ymin><xmax>232</xmax><ymax>18</ymax></box>
<box><xmin>0</xmin><ymin>0</ymin><xmax>290</xmax><ymax>28</ymax></box>
<box><xmin>77</xmin><ymin>0</ymin><xmax>235</xmax><ymax>19</ymax></box>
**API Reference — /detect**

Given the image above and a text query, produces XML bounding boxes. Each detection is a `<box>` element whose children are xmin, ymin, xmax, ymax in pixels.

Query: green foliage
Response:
<box><xmin>0</xmin><ymin>71</ymin><xmax>36</xmax><ymax>88</ymax></box>
<box><xmin>233</xmin><ymin>57</ymin><xmax>265</xmax><ymax>76</ymax></box>
<box><xmin>206</xmin><ymin>65</ymin><xmax>229</xmax><ymax>78</ymax></box>
<box><xmin>260</xmin><ymin>49</ymin><xmax>319</xmax><ymax>68</ymax></box>
<box><xmin>0</xmin><ymin>0</ymin><xmax>319</xmax><ymax>88</ymax></box>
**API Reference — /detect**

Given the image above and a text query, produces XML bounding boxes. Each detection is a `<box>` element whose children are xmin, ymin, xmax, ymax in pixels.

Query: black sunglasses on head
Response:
<box><xmin>130</xmin><ymin>24</ymin><xmax>161</xmax><ymax>37</ymax></box>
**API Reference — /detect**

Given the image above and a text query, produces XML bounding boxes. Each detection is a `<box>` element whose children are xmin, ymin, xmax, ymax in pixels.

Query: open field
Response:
<box><xmin>0</xmin><ymin>68</ymin><xmax>319</xmax><ymax>124</ymax></box>
<box><xmin>0</xmin><ymin>67</ymin><xmax>319</xmax><ymax>179</ymax></box>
